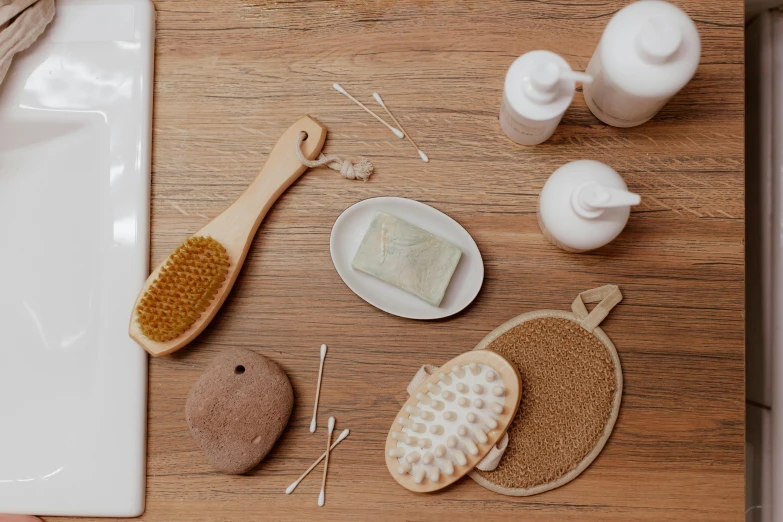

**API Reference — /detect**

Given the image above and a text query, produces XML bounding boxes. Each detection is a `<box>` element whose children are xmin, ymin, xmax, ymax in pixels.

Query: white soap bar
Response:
<box><xmin>352</xmin><ymin>211</ymin><xmax>462</xmax><ymax>307</ymax></box>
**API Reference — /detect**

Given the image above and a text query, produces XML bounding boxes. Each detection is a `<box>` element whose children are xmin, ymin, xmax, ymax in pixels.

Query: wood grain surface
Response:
<box><xmin>47</xmin><ymin>0</ymin><xmax>744</xmax><ymax>520</ymax></box>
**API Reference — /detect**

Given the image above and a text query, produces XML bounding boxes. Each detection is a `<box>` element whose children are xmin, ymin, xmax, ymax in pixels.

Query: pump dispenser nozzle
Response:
<box><xmin>560</xmin><ymin>70</ymin><xmax>593</xmax><ymax>84</ymax></box>
<box><xmin>523</xmin><ymin>60</ymin><xmax>593</xmax><ymax>104</ymax></box>
<box><xmin>572</xmin><ymin>181</ymin><xmax>641</xmax><ymax>218</ymax></box>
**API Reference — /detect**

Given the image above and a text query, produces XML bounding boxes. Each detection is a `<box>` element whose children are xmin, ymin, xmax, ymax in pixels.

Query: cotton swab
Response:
<box><xmin>332</xmin><ymin>83</ymin><xmax>404</xmax><ymax>139</ymax></box>
<box><xmin>318</xmin><ymin>416</ymin><xmax>336</xmax><ymax>507</ymax></box>
<box><xmin>285</xmin><ymin>428</ymin><xmax>350</xmax><ymax>494</ymax></box>
<box><xmin>310</xmin><ymin>344</ymin><xmax>328</xmax><ymax>433</ymax></box>
<box><xmin>372</xmin><ymin>92</ymin><xmax>429</xmax><ymax>162</ymax></box>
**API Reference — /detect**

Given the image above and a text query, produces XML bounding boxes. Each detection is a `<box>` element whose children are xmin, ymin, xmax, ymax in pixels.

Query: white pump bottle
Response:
<box><xmin>537</xmin><ymin>160</ymin><xmax>641</xmax><ymax>252</ymax></box>
<box><xmin>500</xmin><ymin>50</ymin><xmax>592</xmax><ymax>145</ymax></box>
<box><xmin>582</xmin><ymin>0</ymin><xmax>700</xmax><ymax>127</ymax></box>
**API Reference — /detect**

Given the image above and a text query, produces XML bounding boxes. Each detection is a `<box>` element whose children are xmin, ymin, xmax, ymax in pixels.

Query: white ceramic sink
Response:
<box><xmin>0</xmin><ymin>0</ymin><xmax>154</xmax><ymax>516</ymax></box>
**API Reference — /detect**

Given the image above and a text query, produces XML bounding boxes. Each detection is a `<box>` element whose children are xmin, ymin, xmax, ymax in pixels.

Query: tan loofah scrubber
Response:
<box><xmin>468</xmin><ymin>285</ymin><xmax>624</xmax><ymax>496</ymax></box>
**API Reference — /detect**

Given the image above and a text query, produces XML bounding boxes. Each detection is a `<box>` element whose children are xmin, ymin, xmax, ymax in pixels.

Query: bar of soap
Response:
<box><xmin>352</xmin><ymin>211</ymin><xmax>462</xmax><ymax>306</ymax></box>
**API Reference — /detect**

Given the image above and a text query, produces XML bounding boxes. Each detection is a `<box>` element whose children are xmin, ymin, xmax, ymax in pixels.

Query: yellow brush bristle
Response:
<box><xmin>135</xmin><ymin>236</ymin><xmax>230</xmax><ymax>343</ymax></box>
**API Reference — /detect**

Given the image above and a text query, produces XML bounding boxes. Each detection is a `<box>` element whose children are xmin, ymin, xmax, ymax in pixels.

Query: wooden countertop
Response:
<box><xmin>52</xmin><ymin>0</ymin><xmax>745</xmax><ymax>519</ymax></box>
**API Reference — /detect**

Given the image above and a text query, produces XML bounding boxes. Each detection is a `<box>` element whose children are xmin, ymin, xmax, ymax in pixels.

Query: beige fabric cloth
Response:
<box><xmin>407</xmin><ymin>364</ymin><xmax>508</xmax><ymax>472</ymax></box>
<box><xmin>0</xmin><ymin>0</ymin><xmax>55</xmax><ymax>84</ymax></box>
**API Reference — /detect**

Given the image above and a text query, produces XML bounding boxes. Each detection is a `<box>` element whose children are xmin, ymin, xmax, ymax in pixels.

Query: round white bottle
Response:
<box><xmin>583</xmin><ymin>0</ymin><xmax>700</xmax><ymax>128</ymax></box>
<box><xmin>538</xmin><ymin>160</ymin><xmax>641</xmax><ymax>253</ymax></box>
<box><xmin>500</xmin><ymin>50</ymin><xmax>592</xmax><ymax>145</ymax></box>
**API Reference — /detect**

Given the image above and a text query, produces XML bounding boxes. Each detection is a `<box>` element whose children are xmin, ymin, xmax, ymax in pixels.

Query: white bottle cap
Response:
<box><xmin>525</xmin><ymin>60</ymin><xmax>560</xmax><ymax>103</ymax></box>
<box><xmin>598</xmin><ymin>0</ymin><xmax>700</xmax><ymax>98</ymax></box>
<box><xmin>635</xmin><ymin>16</ymin><xmax>683</xmax><ymax>64</ymax></box>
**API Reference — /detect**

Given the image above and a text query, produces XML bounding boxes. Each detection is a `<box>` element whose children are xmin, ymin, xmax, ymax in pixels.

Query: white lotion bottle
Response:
<box><xmin>500</xmin><ymin>50</ymin><xmax>592</xmax><ymax>145</ymax></box>
<box><xmin>583</xmin><ymin>0</ymin><xmax>700</xmax><ymax>127</ymax></box>
<box><xmin>538</xmin><ymin>160</ymin><xmax>641</xmax><ymax>252</ymax></box>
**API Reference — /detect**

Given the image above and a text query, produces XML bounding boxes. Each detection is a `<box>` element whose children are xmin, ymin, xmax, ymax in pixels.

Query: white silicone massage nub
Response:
<box><xmin>386</xmin><ymin>358</ymin><xmax>514</xmax><ymax>491</ymax></box>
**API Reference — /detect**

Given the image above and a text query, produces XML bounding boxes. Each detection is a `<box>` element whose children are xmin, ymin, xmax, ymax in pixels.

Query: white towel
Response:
<box><xmin>0</xmin><ymin>0</ymin><xmax>55</xmax><ymax>84</ymax></box>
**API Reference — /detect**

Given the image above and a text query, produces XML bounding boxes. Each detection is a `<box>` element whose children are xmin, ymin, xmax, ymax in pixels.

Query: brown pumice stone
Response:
<box><xmin>186</xmin><ymin>347</ymin><xmax>294</xmax><ymax>474</ymax></box>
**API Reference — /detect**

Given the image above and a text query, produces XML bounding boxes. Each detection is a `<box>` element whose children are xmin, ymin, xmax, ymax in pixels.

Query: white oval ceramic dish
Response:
<box><xmin>330</xmin><ymin>197</ymin><xmax>484</xmax><ymax>320</ymax></box>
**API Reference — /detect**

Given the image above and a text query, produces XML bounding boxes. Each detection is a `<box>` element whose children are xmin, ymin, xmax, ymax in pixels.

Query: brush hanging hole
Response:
<box><xmin>234</xmin><ymin>365</ymin><xmax>245</xmax><ymax>375</ymax></box>
<box><xmin>301</xmin><ymin>131</ymin><xmax>308</xmax><ymax>141</ymax></box>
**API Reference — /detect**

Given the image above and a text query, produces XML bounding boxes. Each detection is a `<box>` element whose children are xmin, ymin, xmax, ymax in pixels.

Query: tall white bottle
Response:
<box><xmin>500</xmin><ymin>50</ymin><xmax>592</xmax><ymax>145</ymax></box>
<box><xmin>538</xmin><ymin>160</ymin><xmax>641</xmax><ymax>252</ymax></box>
<box><xmin>583</xmin><ymin>0</ymin><xmax>700</xmax><ymax>128</ymax></box>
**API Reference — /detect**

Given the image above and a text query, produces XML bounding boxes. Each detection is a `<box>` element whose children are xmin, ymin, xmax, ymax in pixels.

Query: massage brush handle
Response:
<box><xmin>197</xmin><ymin>116</ymin><xmax>327</xmax><ymax>253</ymax></box>
<box><xmin>130</xmin><ymin>116</ymin><xmax>327</xmax><ymax>357</ymax></box>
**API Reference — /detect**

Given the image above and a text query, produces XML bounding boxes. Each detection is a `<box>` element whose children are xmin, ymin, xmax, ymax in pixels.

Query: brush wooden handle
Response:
<box><xmin>130</xmin><ymin>116</ymin><xmax>327</xmax><ymax>356</ymax></box>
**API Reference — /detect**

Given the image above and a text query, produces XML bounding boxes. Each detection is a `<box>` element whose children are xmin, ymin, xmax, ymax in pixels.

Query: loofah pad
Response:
<box><xmin>135</xmin><ymin>236</ymin><xmax>229</xmax><ymax>342</ymax></box>
<box><xmin>468</xmin><ymin>285</ymin><xmax>623</xmax><ymax>496</ymax></box>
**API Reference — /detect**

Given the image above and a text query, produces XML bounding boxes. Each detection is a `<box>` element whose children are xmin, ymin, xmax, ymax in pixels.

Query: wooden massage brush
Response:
<box><xmin>385</xmin><ymin>350</ymin><xmax>521</xmax><ymax>492</ymax></box>
<box><xmin>129</xmin><ymin>116</ymin><xmax>327</xmax><ymax>356</ymax></box>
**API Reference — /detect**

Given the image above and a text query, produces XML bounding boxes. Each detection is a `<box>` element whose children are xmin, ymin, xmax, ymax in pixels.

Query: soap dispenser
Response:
<box><xmin>500</xmin><ymin>50</ymin><xmax>592</xmax><ymax>145</ymax></box>
<box><xmin>537</xmin><ymin>160</ymin><xmax>641</xmax><ymax>252</ymax></box>
<box><xmin>582</xmin><ymin>0</ymin><xmax>700</xmax><ymax>127</ymax></box>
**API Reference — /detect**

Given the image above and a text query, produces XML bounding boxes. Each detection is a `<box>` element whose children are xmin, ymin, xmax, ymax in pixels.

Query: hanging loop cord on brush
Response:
<box><xmin>294</xmin><ymin>131</ymin><xmax>374</xmax><ymax>181</ymax></box>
